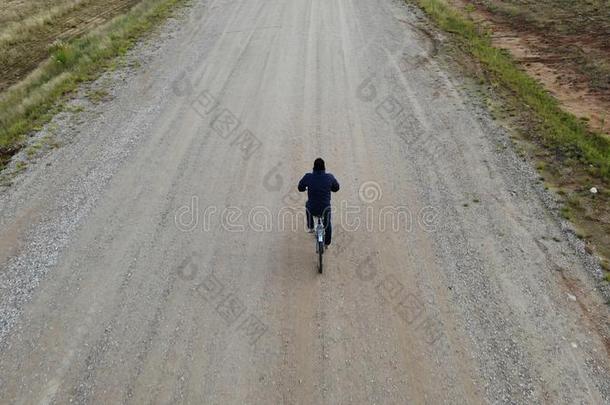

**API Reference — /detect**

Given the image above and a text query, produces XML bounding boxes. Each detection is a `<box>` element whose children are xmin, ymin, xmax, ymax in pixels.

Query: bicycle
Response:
<box><xmin>314</xmin><ymin>216</ymin><xmax>325</xmax><ymax>273</ymax></box>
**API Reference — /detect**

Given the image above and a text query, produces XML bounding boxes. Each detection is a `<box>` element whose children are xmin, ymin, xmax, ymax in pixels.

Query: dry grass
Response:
<box><xmin>0</xmin><ymin>0</ymin><xmax>141</xmax><ymax>92</ymax></box>
<box><xmin>0</xmin><ymin>0</ymin><xmax>187</xmax><ymax>167</ymax></box>
<box><xmin>479</xmin><ymin>0</ymin><xmax>610</xmax><ymax>39</ymax></box>
<box><xmin>0</xmin><ymin>1</ymin><xmax>87</xmax><ymax>40</ymax></box>
<box><xmin>0</xmin><ymin>0</ymin><xmax>60</xmax><ymax>26</ymax></box>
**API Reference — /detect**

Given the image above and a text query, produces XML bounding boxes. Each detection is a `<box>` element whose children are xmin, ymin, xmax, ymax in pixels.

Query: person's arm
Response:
<box><xmin>298</xmin><ymin>174</ymin><xmax>308</xmax><ymax>192</ymax></box>
<box><xmin>331</xmin><ymin>175</ymin><xmax>340</xmax><ymax>192</ymax></box>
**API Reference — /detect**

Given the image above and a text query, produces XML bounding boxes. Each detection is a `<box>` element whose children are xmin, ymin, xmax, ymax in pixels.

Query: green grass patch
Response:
<box><xmin>87</xmin><ymin>88</ymin><xmax>110</xmax><ymax>104</ymax></box>
<box><xmin>560</xmin><ymin>206</ymin><xmax>572</xmax><ymax>220</ymax></box>
<box><xmin>14</xmin><ymin>161</ymin><xmax>27</xmax><ymax>173</ymax></box>
<box><xmin>407</xmin><ymin>0</ymin><xmax>610</xmax><ymax>180</ymax></box>
<box><xmin>0</xmin><ymin>0</ymin><xmax>187</xmax><ymax>169</ymax></box>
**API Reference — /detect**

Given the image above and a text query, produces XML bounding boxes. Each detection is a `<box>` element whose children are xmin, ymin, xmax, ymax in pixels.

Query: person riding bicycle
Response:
<box><xmin>298</xmin><ymin>158</ymin><xmax>340</xmax><ymax>246</ymax></box>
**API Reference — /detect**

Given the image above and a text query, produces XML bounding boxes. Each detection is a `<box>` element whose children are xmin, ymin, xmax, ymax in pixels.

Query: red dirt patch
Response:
<box><xmin>450</xmin><ymin>0</ymin><xmax>610</xmax><ymax>136</ymax></box>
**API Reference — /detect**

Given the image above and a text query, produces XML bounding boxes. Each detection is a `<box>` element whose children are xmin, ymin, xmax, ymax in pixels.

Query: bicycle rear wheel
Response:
<box><xmin>318</xmin><ymin>241</ymin><xmax>324</xmax><ymax>273</ymax></box>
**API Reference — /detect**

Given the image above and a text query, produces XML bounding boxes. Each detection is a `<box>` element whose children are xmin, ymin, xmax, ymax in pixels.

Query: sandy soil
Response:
<box><xmin>0</xmin><ymin>0</ymin><xmax>608</xmax><ymax>403</ymax></box>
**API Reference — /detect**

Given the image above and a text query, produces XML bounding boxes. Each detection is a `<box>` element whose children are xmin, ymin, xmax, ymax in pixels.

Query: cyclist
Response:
<box><xmin>298</xmin><ymin>158</ymin><xmax>340</xmax><ymax>246</ymax></box>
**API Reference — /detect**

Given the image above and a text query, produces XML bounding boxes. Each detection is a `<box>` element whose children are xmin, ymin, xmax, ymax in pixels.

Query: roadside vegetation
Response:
<box><xmin>406</xmin><ymin>0</ymin><xmax>610</xmax><ymax>278</ymax></box>
<box><xmin>0</xmin><ymin>0</ymin><xmax>186</xmax><ymax>168</ymax></box>
<box><xmin>478</xmin><ymin>0</ymin><xmax>610</xmax><ymax>36</ymax></box>
<box><xmin>0</xmin><ymin>0</ymin><xmax>143</xmax><ymax>93</ymax></box>
<box><xmin>454</xmin><ymin>0</ymin><xmax>610</xmax><ymax>136</ymax></box>
<box><xmin>471</xmin><ymin>0</ymin><xmax>610</xmax><ymax>94</ymax></box>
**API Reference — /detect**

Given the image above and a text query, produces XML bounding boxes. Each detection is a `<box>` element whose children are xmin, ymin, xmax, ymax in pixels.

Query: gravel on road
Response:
<box><xmin>0</xmin><ymin>0</ymin><xmax>608</xmax><ymax>403</ymax></box>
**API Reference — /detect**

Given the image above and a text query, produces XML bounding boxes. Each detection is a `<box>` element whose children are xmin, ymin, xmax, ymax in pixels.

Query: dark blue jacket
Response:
<box><xmin>298</xmin><ymin>170</ymin><xmax>340</xmax><ymax>215</ymax></box>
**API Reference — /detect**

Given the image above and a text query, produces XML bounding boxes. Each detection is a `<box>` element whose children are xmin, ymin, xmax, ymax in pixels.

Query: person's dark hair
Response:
<box><xmin>313</xmin><ymin>158</ymin><xmax>325</xmax><ymax>171</ymax></box>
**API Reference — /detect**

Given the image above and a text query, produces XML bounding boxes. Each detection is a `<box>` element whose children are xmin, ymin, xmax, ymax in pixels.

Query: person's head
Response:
<box><xmin>313</xmin><ymin>158</ymin><xmax>325</xmax><ymax>172</ymax></box>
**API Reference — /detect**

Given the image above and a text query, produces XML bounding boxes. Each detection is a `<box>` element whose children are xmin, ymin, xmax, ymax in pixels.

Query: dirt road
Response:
<box><xmin>1</xmin><ymin>0</ymin><xmax>609</xmax><ymax>403</ymax></box>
